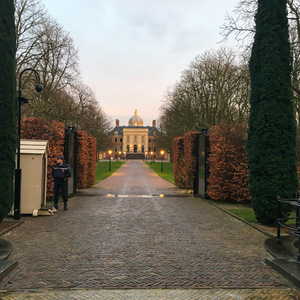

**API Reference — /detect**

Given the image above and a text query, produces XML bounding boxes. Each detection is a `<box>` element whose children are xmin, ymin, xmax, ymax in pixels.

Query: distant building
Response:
<box><xmin>112</xmin><ymin>110</ymin><xmax>158</xmax><ymax>159</ymax></box>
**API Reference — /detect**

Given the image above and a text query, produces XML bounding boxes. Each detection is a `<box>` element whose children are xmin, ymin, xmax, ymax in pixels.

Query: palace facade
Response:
<box><xmin>112</xmin><ymin>110</ymin><xmax>158</xmax><ymax>159</ymax></box>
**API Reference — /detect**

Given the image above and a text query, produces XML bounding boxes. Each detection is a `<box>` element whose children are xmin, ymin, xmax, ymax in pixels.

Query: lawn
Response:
<box><xmin>95</xmin><ymin>161</ymin><xmax>125</xmax><ymax>183</ymax></box>
<box><xmin>227</xmin><ymin>208</ymin><xmax>257</xmax><ymax>223</ymax></box>
<box><xmin>145</xmin><ymin>161</ymin><xmax>174</xmax><ymax>183</ymax></box>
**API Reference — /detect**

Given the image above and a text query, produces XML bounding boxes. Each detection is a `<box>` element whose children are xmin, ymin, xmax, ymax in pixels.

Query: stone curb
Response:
<box><xmin>201</xmin><ymin>199</ymin><xmax>274</xmax><ymax>238</ymax></box>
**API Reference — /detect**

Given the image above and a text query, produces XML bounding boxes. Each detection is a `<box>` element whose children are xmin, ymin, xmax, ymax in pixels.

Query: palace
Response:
<box><xmin>112</xmin><ymin>110</ymin><xmax>158</xmax><ymax>159</ymax></box>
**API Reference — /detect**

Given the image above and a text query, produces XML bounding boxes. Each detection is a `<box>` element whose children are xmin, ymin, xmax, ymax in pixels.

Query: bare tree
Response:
<box><xmin>158</xmin><ymin>48</ymin><xmax>250</xmax><ymax>152</ymax></box>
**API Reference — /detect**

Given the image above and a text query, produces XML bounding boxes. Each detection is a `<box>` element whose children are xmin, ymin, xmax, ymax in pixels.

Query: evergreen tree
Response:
<box><xmin>0</xmin><ymin>1</ymin><xmax>17</xmax><ymax>222</ymax></box>
<box><xmin>247</xmin><ymin>0</ymin><xmax>298</xmax><ymax>224</ymax></box>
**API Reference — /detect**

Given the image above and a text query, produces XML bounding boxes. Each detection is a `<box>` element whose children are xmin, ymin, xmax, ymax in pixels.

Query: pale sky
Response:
<box><xmin>41</xmin><ymin>0</ymin><xmax>238</xmax><ymax>127</ymax></box>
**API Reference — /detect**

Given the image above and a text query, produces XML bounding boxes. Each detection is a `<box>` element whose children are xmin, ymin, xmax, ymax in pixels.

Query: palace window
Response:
<box><xmin>114</xmin><ymin>146</ymin><xmax>118</xmax><ymax>152</ymax></box>
<box><xmin>127</xmin><ymin>145</ymin><xmax>129</xmax><ymax>152</ymax></box>
<box><xmin>120</xmin><ymin>138</ymin><xmax>123</xmax><ymax>143</ymax></box>
<box><xmin>115</xmin><ymin>138</ymin><xmax>117</xmax><ymax>143</ymax></box>
<box><xmin>142</xmin><ymin>145</ymin><xmax>144</xmax><ymax>153</ymax></box>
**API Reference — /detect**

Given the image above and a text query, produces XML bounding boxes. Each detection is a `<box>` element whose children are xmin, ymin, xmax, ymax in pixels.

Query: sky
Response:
<box><xmin>41</xmin><ymin>0</ymin><xmax>238</xmax><ymax>127</ymax></box>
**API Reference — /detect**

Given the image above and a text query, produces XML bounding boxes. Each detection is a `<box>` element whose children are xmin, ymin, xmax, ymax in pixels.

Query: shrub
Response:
<box><xmin>173</xmin><ymin>137</ymin><xmax>185</xmax><ymax>188</ymax></box>
<box><xmin>0</xmin><ymin>1</ymin><xmax>16</xmax><ymax>222</ymax></box>
<box><xmin>207</xmin><ymin>124</ymin><xmax>251</xmax><ymax>203</ymax></box>
<box><xmin>21</xmin><ymin>117</ymin><xmax>65</xmax><ymax>198</ymax></box>
<box><xmin>183</xmin><ymin>131</ymin><xmax>198</xmax><ymax>189</ymax></box>
<box><xmin>76</xmin><ymin>130</ymin><xmax>89</xmax><ymax>189</ymax></box>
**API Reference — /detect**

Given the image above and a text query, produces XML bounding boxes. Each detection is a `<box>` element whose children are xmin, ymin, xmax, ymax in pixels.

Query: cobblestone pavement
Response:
<box><xmin>0</xmin><ymin>288</ymin><xmax>299</xmax><ymax>299</ymax></box>
<box><xmin>0</xmin><ymin>161</ymin><xmax>299</xmax><ymax>299</ymax></box>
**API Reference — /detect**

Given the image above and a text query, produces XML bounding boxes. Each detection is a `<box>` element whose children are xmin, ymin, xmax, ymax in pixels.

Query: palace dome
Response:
<box><xmin>128</xmin><ymin>109</ymin><xmax>144</xmax><ymax>126</ymax></box>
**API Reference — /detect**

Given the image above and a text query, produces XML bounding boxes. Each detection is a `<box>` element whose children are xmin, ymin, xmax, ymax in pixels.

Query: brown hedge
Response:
<box><xmin>207</xmin><ymin>124</ymin><xmax>250</xmax><ymax>203</ymax></box>
<box><xmin>76</xmin><ymin>130</ymin><xmax>89</xmax><ymax>189</ymax></box>
<box><xmin>173</xmin><ymin>136</ymin><xmax>185</xmax><ymax>188</ymax></box>
<box><xmin>183</xmin><ymin>131</ymin><xmax>198</xmax><ymax>189</ymax></box>
<box><xmin>86</xmin><ymin>136</ymin><xmax>97</xmax><ymax>186</ymax></box>
<box><xmin>21</xmin><ymin>117</ymin><xmax>65</xmax><ymax>198</ymax></box>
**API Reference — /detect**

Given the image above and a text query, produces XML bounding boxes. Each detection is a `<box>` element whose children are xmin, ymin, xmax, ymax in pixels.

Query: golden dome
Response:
<box><xmin>128</xmin><ymin>109</ymin><xmax>143</xmax><ymax>126</ymax></box>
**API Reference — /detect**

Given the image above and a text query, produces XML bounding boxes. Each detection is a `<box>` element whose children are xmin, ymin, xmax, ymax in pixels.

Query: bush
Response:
<box><xmin>173</xmin><ymin>137</ymin><xmax>185</xmax><ymax>188</ymax></box>
<box><xmin>207</xmin><ymin>124</ymin><xmax>250</xmax><ymax>203</ymax></box>
<box><xmin>21</xmin><ymin>118</ymin><xmax>65</xmax><ymax>198</ymax></box>
<box><xmin>76</xmin><ymin>130</ymin><xmax>89</xmax><ymax>189</ymax></box>
<box><xmin>183</xmin><ymin>131</ymin><xmax>198</xmax><ymax>189</ymax></box>
<box><xmin>0</xmin><ymin>1</ymin><xmax>16</xmax><ymax>222</ymax></box>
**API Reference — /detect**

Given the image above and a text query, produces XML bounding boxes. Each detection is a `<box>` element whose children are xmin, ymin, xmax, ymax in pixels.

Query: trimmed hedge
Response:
<box><xmin>21</xmin><ymin>118</ymin><xmax>97</xmax><ymax>198</ymax></box>
<box><xmin>87</xmin><ymin>136</ymin><xmax>97</xmax><ymax>186</ymax></box>
<box><xmin>21</xmin><ymin>117</ymin><xmax>65</xmax><ymax>198</ymax></box>
<box><xmin>172</xmin><ymin>124</ymin><xmax>251</xmax><ymax>204</ymax></box>
<box><xmin>173</xmin><ymin>137</ymin><xmax>185</xmax><ymax>188</ymax></box>
<box><xmin>0</xmin><ymin>0</ymin><xmax>16</xmax><ymax>222</ymax></box>
<box><xmin>183</xmin><ymin>131</ymin><xmax>198</xmax><ymax>189</ymax></box>
<box><xmin>207</xmin><ymin>124</ymin><xmax>250</xmax><ymax>203</ymax></box>
<box><xmin>76</xmin><ymin>130</ymin><xmax>89</xmax><ymax>189</ymax></box>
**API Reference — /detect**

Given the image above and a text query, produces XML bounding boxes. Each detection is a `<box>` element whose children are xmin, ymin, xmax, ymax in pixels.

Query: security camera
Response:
<box><xmin>35</xmin><ymin>83</ymin><xmax>43</xmax><ymax>93</ymax></box>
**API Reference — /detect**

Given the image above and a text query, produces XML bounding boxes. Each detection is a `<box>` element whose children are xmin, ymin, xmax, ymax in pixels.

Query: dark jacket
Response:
<box><xmin>52</xmin><ymin>162</ymin><xmax>71</xmax><ymax>182</ymax></box>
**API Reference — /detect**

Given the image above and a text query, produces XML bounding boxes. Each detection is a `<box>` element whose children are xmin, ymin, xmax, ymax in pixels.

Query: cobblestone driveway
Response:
<box><xmin>0</xmin><ymin>161</ymin><xmax>298</xmax><ymax>299</ymax></box>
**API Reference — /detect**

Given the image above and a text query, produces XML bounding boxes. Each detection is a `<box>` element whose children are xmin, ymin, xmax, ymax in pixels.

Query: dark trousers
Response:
<box><xmin>54</xmin><ymin>180</ymin><xmax>68</xmax><ymax>204</ymax></box>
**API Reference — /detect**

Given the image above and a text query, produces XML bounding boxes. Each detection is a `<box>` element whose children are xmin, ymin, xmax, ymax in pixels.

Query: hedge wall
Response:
<box><xmin>21</xmin><ymin>117</ymin><xmax>65</xmax><ymax>198</ymax></box>
<box><xmin>183</xmin><ymin>131</ymin><xmax>198</xmax><ymax>189</ymax></box>
<box><xmin>173</xmin><ymin>137</ymin><xmax>185</xmax><ymax>188</ymax></box>
<box><xmin>87</xmin><ymin>136</ymin><xmax>97</xmax><ymax>186</ymax></box>
<box><xmin>21</xmin><ymin>118</ymin><xmax>97</xmax><ymax>198</ymax></box>
<box><xmin>207</xmin><ymin>124</ymin><xmax>250</xmax><ymax>203</ymax></box>
<box><xmin>76</xmin><ymin>130</ymin><xmax>89</xmax><ymax>189</ymax></box>
<box><xmin>0</xmin><ymin>0</ymin><xmax>17</xmax><ymax>223</ymax></box>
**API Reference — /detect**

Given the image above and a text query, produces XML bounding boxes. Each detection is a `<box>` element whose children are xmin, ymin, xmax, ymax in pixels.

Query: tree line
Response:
<box><xmin>15</xmin><ymin>0</ymin><xmax>111</xmax><ymax>151</ymax></box>
<box><xmin>158</xmin><ymin>0</ymin><xmax>300</xmax><ymax>153</ymax></box>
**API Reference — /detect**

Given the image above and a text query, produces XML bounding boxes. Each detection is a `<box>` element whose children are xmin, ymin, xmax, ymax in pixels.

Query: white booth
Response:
<box><xmin>18</xmin><ymin>139</ymin><xmax>49</xmax><ymax>215</ymax></box>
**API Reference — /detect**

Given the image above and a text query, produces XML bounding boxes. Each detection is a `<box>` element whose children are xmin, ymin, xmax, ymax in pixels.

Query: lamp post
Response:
<box><xmin>108</xmin><ymin>150</ymin><xmax>112</xmax><ymax>171</ymax></box>
<box><xmin>14</xmin><ymin>68</ymin><xmax>43</xmax><ymax>220</ymax></box>
<box><xmin>160</xmin><ymin>150</ymin><xmax>165</xmax><ymax>172</ymax></box>
<box><xmin>145</xmin><ymin>151</ymin><xmax>148</xmax><ymax>162</ymax></box>
<box><xmin>118</xmin><ymin>151</ymin><xmax>122</xmax><ymax>163</ymax></box>
<box><xmin>150</xmin><ymin>151</ymin><xmax>153</xmax><ymax>165</ymax></box>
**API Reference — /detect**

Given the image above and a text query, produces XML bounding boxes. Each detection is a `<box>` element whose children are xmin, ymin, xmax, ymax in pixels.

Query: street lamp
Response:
<box><xmin>118</xmin><ymin>151</ymin><xmax>122</xmax><ymax>163</ymax></box>
<box><xmin>160</xmin><ymin>150</ymin><xmax>165</xmax><ymax>172</ymax></box>
<box><xmin>123</xmin><ymin>151</ymin><xmax>126</xmax><ymax>161</ymax></box>
<box><xmin>150</xmin><ymin>151</ymin><xmax>153</xmax><ymax>165</ymax></box>
<box><xmin>108</xmin><ymin>150</ymin><xmax>112</xmax><ymax>171</ymax></box>
<box><xmin>145</xmin><ymin>151</ymin><xmax>148</xmax><ymax>162</ymax></box>
<box><xmin>14</xmin><ymin>68</ymin><xmax>43</xmax><ymax>220</ymax></box>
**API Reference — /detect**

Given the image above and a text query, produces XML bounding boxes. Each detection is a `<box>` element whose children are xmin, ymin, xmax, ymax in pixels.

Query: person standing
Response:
<box><xmin>52</xmin><ymin>156</ymin><xmax>71</xmax><ymax>210</ymax></box>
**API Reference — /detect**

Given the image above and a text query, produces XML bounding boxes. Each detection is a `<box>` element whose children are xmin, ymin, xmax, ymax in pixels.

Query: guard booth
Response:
<box><xmin>18</xmin><ymin>139</ymin><xmax>49</xmax><ymax>215</ymax></box>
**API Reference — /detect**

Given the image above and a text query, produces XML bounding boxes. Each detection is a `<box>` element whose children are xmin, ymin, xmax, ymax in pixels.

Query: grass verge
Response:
<box><xmin>227</xmin><ymin>208</ymin><xmax>257</xmax><ymax>223</ymax></box>
<box><xmin>95</xmin><ymin>161</ymin><xmax>125</xmax><ymax>183</ymax></box>
<box><xmin>145</xmin><ymin>161</ymin><xmax>174</xmax><ymax>184</ymax></box>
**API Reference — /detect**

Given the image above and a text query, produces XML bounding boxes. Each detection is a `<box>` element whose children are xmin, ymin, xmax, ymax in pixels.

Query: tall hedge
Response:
<box><xmin>208</xmin><ymin>124</ymin><xmax>250</xmax><ymax>203</ymax></box>
<box><xmin>0</xmin><ymin>1</ymin><xmax>16</xmax><ymax>222</ymax></box>
<box><xmin>21</xmin><ymin>117</ymin><xmax>65</xmax><ymax>198</ymax></box>
<box><xmin>173</xmin><ymin>137</ymin><xmax>185</xmax><ymax>188</ymax></box>
<box><xmin>183</xmin><ymin>131</ymin><xmax>198</xmax><ymax>189</ymax></box>
<box><xmin>247</xmin><ymin>0</ymin><xmax>298</xmax><ymax>224</ymax></box>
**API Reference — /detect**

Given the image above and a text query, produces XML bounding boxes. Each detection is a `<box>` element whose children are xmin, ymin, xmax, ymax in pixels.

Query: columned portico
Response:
<box><xmin>123</xmin><ymin>128</ymin><xmax>148</xmax><ymax>154</ymax></box>
<box><xmin>112</xmin><ymin>110</ymin><xmax>158</xmax><ymax>159</ymax></box>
